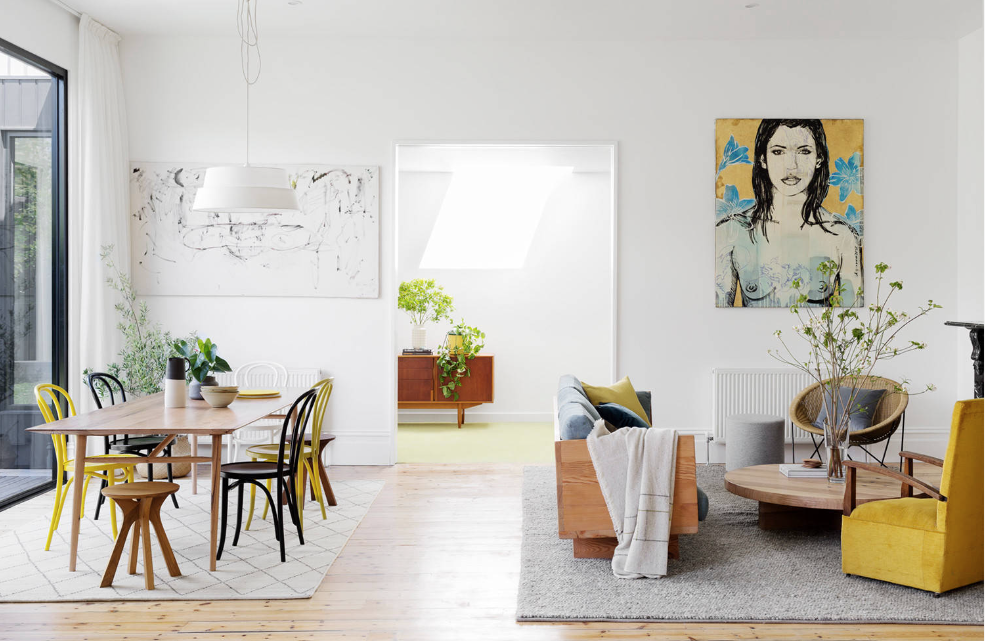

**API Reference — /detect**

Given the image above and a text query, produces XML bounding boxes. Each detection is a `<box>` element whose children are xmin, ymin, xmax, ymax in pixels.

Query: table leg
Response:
<box><xmin>69</xmin><ymin>434</ymin><xmax>87</xmax><ymax>572</ymax></box>
<box><xmin>190</xmin><ymin>435</ymin><xmax>198</xmax><ymax>495</ymax></box>
<box><xmin>210</xmin><ymin>434</ymin><xmax>222</xmax><ymax>571</ymax></box>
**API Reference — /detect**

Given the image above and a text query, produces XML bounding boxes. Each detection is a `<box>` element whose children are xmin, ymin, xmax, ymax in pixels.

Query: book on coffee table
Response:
<box><xmin>779</xmin><ymin>463</ymin><xmax>828</xmax><ymax>478</ymax></box>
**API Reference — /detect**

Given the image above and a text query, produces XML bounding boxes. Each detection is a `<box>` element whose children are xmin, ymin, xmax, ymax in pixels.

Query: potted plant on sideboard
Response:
<box><xmin>397</xmin><ymin>278</ymin><xmax>454</xmax><ymax>350</ymax></box>
<box><xmin>173</xmin><ymin>337</ymin><xmax>232</xmax><ymax>400</ymax></box>
<box><xmin>436</xmin><ymin>320</ymin><xmax>485</xmax><ymax>400</ymax></box>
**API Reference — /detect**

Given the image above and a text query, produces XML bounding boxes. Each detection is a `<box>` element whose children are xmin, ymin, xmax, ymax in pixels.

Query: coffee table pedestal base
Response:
<box><xmin>758</xmin><ymin>501</ymin><xmax>842</xmax><ymax>530</ymax></box>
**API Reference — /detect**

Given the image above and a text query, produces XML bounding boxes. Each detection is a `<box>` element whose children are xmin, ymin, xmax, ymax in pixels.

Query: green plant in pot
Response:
<box><xmin>436</xmin><ymin>320</ymin><xmax>485</xmax><ymax>400</ymax></box>
<box><xmin>397</xmin><ymin>279</ymin><xmax>454</xmax><ymax>349</ymax></box>
<box><xmin>173</xmin><ymin>338</ymin><xmax>232</xmax><ymax>400</ymax></box>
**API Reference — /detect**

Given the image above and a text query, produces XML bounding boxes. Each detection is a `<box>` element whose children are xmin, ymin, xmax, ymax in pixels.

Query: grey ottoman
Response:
<box><xmin>726</xmin><ymin>413</ymin><xmax>785</xmax><ymax>471</ymax></box>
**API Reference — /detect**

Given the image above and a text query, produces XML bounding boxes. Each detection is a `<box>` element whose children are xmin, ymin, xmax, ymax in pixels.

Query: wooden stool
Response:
<box><xmin>99</xmin><ymin>482</ymin><xmax>181</xmax><ymax>590</ymax></box>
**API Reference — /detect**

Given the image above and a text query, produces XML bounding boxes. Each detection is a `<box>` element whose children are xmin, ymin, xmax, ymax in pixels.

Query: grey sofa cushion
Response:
<box><xmin>558</xmin><ymin>376</ymin><xmax>601</xmax><ymax>440</ymax></box>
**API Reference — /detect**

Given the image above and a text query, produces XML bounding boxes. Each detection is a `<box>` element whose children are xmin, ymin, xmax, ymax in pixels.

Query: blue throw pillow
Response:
<box><xmin>812</xmin><ymin>386</ymin><xmax>887</xmax><ymax>432</ymax></box>
<box><xmin>596</xmin><ymin>403</ymin><xmax>649</xmax><ymax>429</ymax></box>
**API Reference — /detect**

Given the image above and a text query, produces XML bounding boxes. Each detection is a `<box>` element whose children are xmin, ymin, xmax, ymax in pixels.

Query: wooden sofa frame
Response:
<box><xmin>554</xmin><ymin>435</ymin><xmax>699</xmax><ymax>559</ymax></box>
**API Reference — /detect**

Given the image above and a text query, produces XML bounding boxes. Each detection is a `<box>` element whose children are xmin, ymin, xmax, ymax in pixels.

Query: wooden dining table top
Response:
<box><xmin>26</xmin><ymin>388</ymin><xmax>307</xmax><ymax>436</ymax></box>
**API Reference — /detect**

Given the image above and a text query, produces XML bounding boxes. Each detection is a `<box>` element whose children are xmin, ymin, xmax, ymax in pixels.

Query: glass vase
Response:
<box><xmin>824</xmin><ymin>418</ymin><xmax>849</xmax><ymax>484</ymax></box>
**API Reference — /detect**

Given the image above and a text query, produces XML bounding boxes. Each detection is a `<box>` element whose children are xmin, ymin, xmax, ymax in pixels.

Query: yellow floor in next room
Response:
<box><xmin>397</xmin><ymin>422</ymin><xmax>555</xmax><ymax>463</ymax></box>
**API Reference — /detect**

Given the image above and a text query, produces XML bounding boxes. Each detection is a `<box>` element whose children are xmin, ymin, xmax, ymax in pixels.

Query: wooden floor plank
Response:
<box><xmin>0</xmin><ymin>463</ymin><xmax>980</xmax><ymax>641</ymax></box>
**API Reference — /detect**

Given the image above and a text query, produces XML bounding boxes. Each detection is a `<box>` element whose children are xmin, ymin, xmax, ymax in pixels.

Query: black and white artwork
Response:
<box><xmin>130</xmin><ymin>163</ymin><xmax>379</xmax><ymax>298</ymax></box>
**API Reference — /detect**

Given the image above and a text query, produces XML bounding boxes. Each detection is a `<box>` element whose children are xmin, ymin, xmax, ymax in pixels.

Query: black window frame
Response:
<box><xmin>0</xmin><ymin>37</ymin><xmax>68</xmax><ymax>511</ymax></box>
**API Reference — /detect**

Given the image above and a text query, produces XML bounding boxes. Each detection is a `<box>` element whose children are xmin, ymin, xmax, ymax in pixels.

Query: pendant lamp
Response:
<box><xmin>193</xmin><ymin>0</ymin><xmax>299</xmax><ymax>213</ymax></box>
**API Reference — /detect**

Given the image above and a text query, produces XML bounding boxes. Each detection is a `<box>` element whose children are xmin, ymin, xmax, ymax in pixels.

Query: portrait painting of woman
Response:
<box><xmin>715</xmin><ymin>118</ymin><xmax>863</xmax><ymax>308</ymax></box>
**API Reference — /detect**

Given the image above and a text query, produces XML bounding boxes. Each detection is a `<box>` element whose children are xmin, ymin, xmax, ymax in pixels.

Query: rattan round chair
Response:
<box><xmin>789</xmin><ymin>375</ymin><xmax>908</xmax><ymax>467</ymax></box>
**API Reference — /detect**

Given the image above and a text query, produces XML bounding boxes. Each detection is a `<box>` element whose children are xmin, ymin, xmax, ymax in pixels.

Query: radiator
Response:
<box><xmin>214</xmin><ymin>368</ymin><xmax>321</xmax><ymax>389</ymax></box>
<box><xmin>712</xmin><ymin>368</ymin><xmax>813</xmax><ymax>442</ymax></box>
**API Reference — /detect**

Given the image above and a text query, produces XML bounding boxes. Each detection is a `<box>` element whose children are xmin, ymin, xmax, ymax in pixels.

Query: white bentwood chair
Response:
<box><xmin>228</xmin><ymin>361</ymin><xmax>288</xmax><ymax>462</ymax></box>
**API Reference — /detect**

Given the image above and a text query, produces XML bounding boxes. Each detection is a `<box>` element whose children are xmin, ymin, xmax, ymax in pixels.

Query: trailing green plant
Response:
<box><xmin>397</xmin><ymin>279</ymin><xmax>454</xmax><ymax>326</ymax></box>
<box><xmin>173</xmin><ymin>337</ymin><xmax>232</xmax><ymax>383</ymax></box>
<box><xmin>83</xmin><ymin>246</ymin><xmax>194</xmax><ymax>397</ymax></box>
<box><xmin>436</xmin><ymin>320</ymin><xmax>485</xmax><ymax>400</ymax></box>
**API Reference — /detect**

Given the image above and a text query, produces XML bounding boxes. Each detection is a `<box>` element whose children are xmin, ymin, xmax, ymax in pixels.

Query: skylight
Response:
<box><xmin>418</xmin><ymin>165</ymin><xmax>573</xmax><ymax>269</ymax></box>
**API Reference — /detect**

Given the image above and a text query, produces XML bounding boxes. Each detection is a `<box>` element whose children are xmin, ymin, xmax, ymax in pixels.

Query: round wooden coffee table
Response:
<box><xmin>724</xmin><ymin>464</ymin><xmax>942</xmax><ymax>529</ymax></box>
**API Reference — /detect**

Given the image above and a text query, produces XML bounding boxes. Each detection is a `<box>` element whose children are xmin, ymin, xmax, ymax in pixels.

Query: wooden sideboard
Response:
<box><xmin>397</xmin><ymin>355</ymin><xmax>494</xmax><ymax>428</ymax></box>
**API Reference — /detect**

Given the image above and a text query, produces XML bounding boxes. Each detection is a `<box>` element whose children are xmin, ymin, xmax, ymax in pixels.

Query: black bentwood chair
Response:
<box><xmin>86</xmin><ymin>372</ymin><xmax>180</xmax><ymax>516</ymax></box>
<box><xmin>217</xmin><ymin>388</ymin><xmax>318</xmax><ymax>563</ymax></box>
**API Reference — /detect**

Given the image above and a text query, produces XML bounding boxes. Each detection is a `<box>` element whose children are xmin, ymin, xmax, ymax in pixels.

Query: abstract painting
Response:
<box><xmin>130</xmin><ymin>164</ymin><xmax>379</xmax><ymax>298</ymax></box>
<box><xmin>715</xmin><ymin>119</ymin><xmax>863</xmax><ymax>308</ymax></box>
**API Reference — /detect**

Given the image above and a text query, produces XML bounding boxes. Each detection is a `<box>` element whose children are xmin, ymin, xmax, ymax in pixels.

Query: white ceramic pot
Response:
<box><xmin>411</xmin><ymin>326</ymin><xmax>427</xmax><ymax>349</ymax></box>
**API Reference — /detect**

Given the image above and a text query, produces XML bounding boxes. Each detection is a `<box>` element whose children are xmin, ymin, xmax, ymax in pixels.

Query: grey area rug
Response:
<box><xmin>0</xmin><ymin>475</ymin><xmax>383</xmax><ymax>601</ymax></box>
<box><xmin>518</xmin><ymin>464</ymin><xmax>984</xmax><ymax>623</ymax></box>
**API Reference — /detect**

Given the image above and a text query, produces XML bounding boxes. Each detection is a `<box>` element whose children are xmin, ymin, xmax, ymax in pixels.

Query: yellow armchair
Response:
<box><xmin>841</xmin><ymin>398</ymin><xmax>983</xmax><ymax>594</ymax></box>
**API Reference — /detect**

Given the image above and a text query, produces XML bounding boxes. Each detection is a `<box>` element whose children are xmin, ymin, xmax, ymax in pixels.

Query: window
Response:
<box><xmin>0</xmin><ymin>39</ymin><xmax>67</xmax><ymax>510</ymax></box>
<box><xmin>419</xmin><ymin>165</ymin><xmax>573</xmax><ymax>270</ymax></box>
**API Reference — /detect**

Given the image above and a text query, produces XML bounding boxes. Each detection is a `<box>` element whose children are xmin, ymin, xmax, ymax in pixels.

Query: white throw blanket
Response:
<box><xmin>586</xmin><ymin>420</ymin><xmax>678</xmax><ymax>578</ymax></box>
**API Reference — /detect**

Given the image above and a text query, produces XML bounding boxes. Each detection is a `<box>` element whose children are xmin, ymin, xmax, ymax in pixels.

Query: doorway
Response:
<box><xmin>392</xmin><ymin>143</ymin><xmax>616</xmax><ymax>463</ymax></box>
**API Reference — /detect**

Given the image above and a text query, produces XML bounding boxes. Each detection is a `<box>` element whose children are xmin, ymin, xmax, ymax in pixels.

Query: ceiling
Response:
<box><xmin>58</xmin><ymin>0</ymin><xmax>982</xmax><ymax>40</ymax></box>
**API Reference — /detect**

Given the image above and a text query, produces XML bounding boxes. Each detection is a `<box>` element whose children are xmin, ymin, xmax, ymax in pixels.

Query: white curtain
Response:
<box><xmin>75</xmin><ymin>14</ymin><xmax>130</xmax><ymax>408</ymax></box>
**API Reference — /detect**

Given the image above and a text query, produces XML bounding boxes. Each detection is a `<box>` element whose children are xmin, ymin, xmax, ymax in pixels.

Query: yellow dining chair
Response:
<box><xmin>842</xmin><ymin>398</ymin><xmax>984</xmax><ymax>594</ymax></box>
<box><xmin>35</xmin><ymin>384</ymin><xmax>138</xmax><ymax>550</ymax></box>
<box><xmin>245</xmin><ymin>378</ymin><xmax>334</xmax><ymax>530</ymax></box>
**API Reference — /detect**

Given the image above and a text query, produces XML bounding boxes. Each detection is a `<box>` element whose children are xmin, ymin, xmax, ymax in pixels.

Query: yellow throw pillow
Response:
<box><xmin>580</xmin><ymin>376</ymin><xmax>651</xmax><ymax>427</ymax></box>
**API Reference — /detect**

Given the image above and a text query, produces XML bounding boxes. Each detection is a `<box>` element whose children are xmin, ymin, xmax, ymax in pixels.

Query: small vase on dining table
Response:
<box><xmin>189</xmin><ymin>375</ymin><xmax>218</xmax><ymax>401</ymax></box>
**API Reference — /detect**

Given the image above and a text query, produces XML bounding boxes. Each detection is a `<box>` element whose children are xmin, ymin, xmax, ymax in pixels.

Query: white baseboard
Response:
<box><xmin>323</xmin><ymin>431</ymin><xmax>391</xmax><ymax>466</ymax></box>
<box><xmin>398</xmin><ymin>410</ymin><xmax>553</xmax><ymax>423</ymax></box>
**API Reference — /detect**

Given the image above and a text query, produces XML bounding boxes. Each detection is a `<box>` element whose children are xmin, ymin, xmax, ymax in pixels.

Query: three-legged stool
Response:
<box><xmin>100</xmin><ymin>482</ymin><xmax>181</xmax><ymax>590</ymax></box>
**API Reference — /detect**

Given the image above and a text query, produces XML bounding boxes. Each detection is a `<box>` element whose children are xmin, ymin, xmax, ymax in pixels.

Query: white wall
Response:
<box><xmin>396</xmin><ymin>169</ymin><xmax>612</xmax><ymax>422</ymax></box>
<box><xmin>955</xmin><ymin>28</ymin><xmax>984</xmax><ymax>399</ymax></box>
<box><xmin>118</xmin><ymin>35</ymin><xmax>972</xmax><ymax>463</ymax></box>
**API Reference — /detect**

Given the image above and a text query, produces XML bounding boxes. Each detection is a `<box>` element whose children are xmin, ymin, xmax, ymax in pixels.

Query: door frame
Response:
<box><xmin>0</xmin><ymin>37</ymin><xmax>68</xmax><ymax>510</ymax></box>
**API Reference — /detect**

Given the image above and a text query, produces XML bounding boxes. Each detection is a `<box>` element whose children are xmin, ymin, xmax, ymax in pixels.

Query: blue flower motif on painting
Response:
<box><xmin>834</xmin><ymin>204</ymin><xmax>863</xmax><ymax>236</ymax></box>
<box><xmin>829</xmin><ymin>151</ymin><xmax>863</xmax><ymax>202</ymax></box>
<box><xmin>717</xmin><ymin>135</ymin><xmax>752</xmax><ymax>176</ymax></box>
<box><xmin>716</xmin><ymin>184</ymin><xmax>755</xmax><ymax>221</ymax></box>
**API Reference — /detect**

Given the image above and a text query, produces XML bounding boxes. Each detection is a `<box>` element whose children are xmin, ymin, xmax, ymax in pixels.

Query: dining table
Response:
<box><xmin>26</xmin><ymin>387</ymin><xmax>305</xmax><ymax>572</ymax></box>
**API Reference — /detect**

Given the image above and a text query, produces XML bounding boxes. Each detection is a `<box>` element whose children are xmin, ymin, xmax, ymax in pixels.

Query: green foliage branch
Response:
<box><xmin>770</xmin><ymin>261</ymin><xmax>940</xmax><ymax>452</ymax></box>
<box><xmin>397</xmin><ymin>279</ymin><xmax>454</xmax><ymax>326</ymax></box>
<box><xmin>84</xmin><ymin>246</ymin><xmax>195</xmax><ymax>396</ymax></box>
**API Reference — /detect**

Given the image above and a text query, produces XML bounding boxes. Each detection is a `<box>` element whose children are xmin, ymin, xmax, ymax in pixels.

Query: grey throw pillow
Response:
<box><xmin>812</xmin><ymin>386</ymin><xmax>887</xmax><ymax>432</ymax></box>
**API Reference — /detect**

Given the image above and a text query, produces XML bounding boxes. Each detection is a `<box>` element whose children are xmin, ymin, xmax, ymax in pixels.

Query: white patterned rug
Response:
<box><xmin>0</xmin><ymin>475</ymin><xmax>383</xmax><ymax>601</ymax></box>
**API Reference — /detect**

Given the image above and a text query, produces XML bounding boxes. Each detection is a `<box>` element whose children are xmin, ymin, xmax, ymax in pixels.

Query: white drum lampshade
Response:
<box><xmin>192</xmin><ymin>165</ymin><xmax>300</xmax><ymax>213</ymax></box>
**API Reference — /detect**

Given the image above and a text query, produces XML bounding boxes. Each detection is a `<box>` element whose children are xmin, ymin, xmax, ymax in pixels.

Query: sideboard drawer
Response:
<box><xmin>398</xmin><ymin>379</ymin><xmax>432</xmax><ymax>402</ymax></box>
<box><xmin>398</xmin><ymin>367</ymin><xmax>432</xmax><ymax>381</ymax></box>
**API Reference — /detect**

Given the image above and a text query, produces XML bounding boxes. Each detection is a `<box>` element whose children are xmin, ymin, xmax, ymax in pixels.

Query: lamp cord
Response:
<box><xmin>238</xmin><ymin>0</ymin><xmax>261</xmax><ymax>167</ymax></box>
